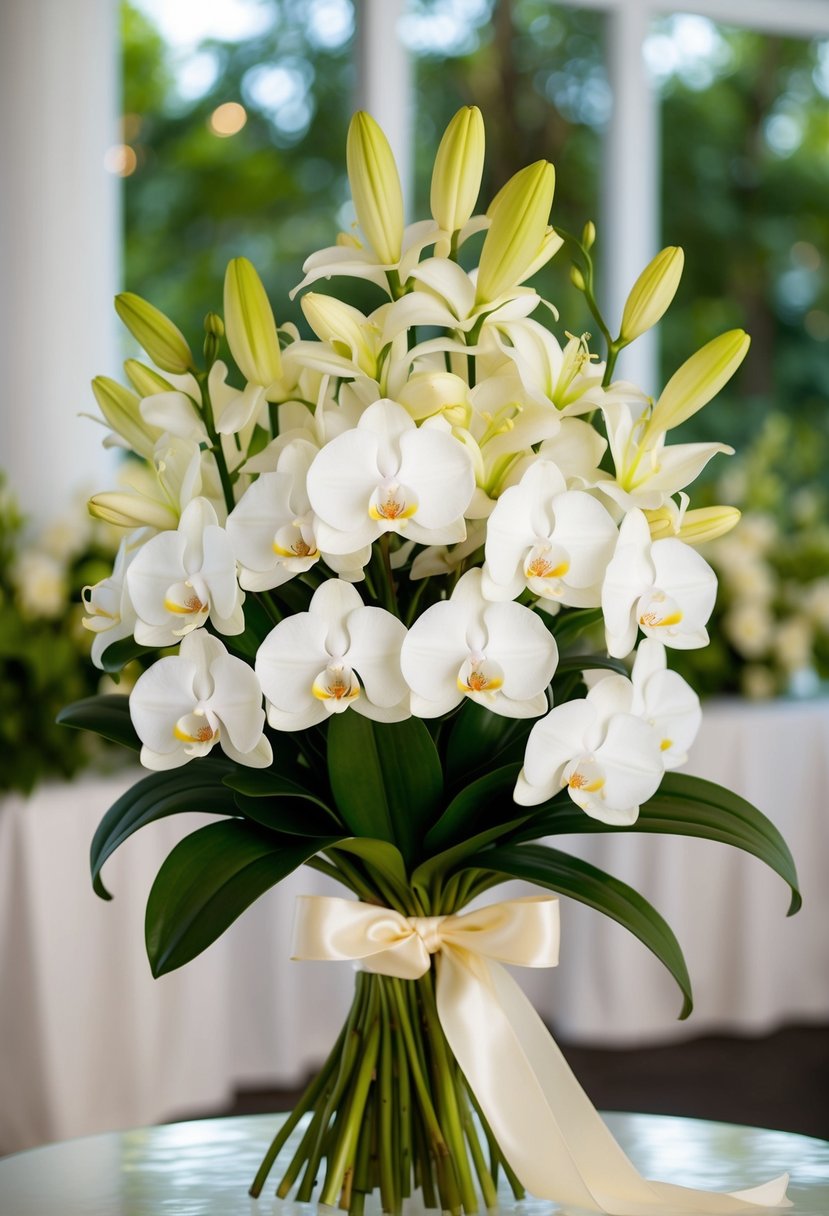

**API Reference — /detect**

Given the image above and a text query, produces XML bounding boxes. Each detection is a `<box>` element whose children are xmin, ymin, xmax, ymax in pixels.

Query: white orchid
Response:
<box><xmin>126</xmin><ymin>497</ymin><xmax>244</xmax><ymax>647</ymax></box>
<box><xmin>82</xmin><ymin>537</ymin><xmax>140</xmax><ymax>668</ymax></box>
<box><xmin>628</xmin><ymin>638</ymin><xmax>701</xmax><ymax>769</ymax></box>
<box><xmin>306</xmin><ymin>398</ymin><xmax>475</xmax><ymax>555</ymax></box>
<box><xmin>602</xmin><ymin>509</ymin><xmax>717</xmax><ymax>658</ymax></box>
<box><xmin>255</xmin><ymin>579</ymin><xmax>409</xmax><ymax>730</ymax></box>
<box><xmin>400</xmin><ymin>568</ymin><xmax>557</xmax><ymax>718</ymax></box>
<box><xmin>514</xmin><ymin>661</ymin><xmax>666</xmax><ymax>823</ymax></box>
<box><xmin>129</xmin><ymin>630</ymin><xmax>271</xmax><ymax>770</ymax></box>
<box><xmin>483</xmin><ymin>459</ymin><xmax>618</xmax><ymax>605</ymax></box>
<box><xmin>227</xmin><ymin>441</ymin><xmax>369</xmax><ymax>590</ymax></box>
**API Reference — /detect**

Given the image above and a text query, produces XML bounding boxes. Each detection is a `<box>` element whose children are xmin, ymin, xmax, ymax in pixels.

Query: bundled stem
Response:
<box><xmin>251</xmin><ymin>969</ymin><xmax>516</xmax><ymax>1214</ymax></box>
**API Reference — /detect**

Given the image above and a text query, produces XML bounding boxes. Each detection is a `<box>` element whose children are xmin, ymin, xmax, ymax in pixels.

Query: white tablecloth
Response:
<box><xmin>2</xmin><ymin>698</ymin><xmax>828</xmax><ymax>1151</ymax></box>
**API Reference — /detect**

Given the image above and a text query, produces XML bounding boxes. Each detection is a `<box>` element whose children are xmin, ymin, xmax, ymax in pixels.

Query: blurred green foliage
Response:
<box><xmin>122</xmin><ymin>0</ymin><xmax>829</xmax><ymax>471</ymax></box>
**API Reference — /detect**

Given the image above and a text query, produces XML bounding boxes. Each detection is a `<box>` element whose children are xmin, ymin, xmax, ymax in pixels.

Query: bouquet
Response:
<box><xmin>61</xmin><ymin>108</ymin><xmax>799</xmax><ymax>1215</ymax></box>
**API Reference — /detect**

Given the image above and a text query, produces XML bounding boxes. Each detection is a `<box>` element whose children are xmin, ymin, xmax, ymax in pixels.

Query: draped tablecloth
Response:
<box><xmin>1</xmin><ymin>698</ymin><xmax>828</xmax><ymax>1152</ymax></box>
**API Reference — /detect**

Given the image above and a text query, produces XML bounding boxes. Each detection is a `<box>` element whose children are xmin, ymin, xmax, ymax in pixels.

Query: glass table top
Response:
<box><xmin>0</xmin><ymin>1111</ymin><xmax>827</xmax><ymax>1215</ymax></box>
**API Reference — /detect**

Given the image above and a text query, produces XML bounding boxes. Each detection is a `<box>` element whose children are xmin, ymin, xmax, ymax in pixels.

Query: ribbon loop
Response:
<box><xmin>291</xmin><ymin>894</ymin><xmax>791</xmax><ymax>1215</ymax></box>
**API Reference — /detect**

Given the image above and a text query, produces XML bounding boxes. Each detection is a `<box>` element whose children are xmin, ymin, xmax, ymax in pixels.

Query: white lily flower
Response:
<box><xmin>130</xmin><ymin>630</ymin><xmax>271</xmax><ymax>770</ymax></box>
<box><xmin>227</xmin><ymin>440</ymin><xmax>369</xmax><ymax>590</ymax></box>
<box><xmin>138</xmin><ymin>361</ymin><xmax>249</xmax><ymax>450</ymax></box>
<box><xmin>483</xmin><ymin>459</ymin><xmax>618</xmax><ymax>605</ymax></box>
<box><xmin>513</xmin><ymin>675</ymin><xmax>664</xmax><ymax>823</ymax></box>
<box><xmin>126</xmin><ymin>497</ymin><xmax>244</xmax><ymax>647</ymax></box>
<box><xmin>629</xmin><ymin>639</ymin><xmax>701</xmax><ymax>769</ymax></box>
<box><xmin>82</xmin><ymin>537</ymin><xmax>140</xmax><ymax>668</ymax></box>
<box><xmin>598</xmin><ymin>391</ymin><xmax>732</xmax><ymax>512</ymax></box>
<box><xmin>255</xmin><ymin>579</ymin><xmax>410</xmax><ymax>730</ymax></box>
<box><xmin>492</xmin><ymin>322</ymin><xmax>607</xmax><ymax>416</ymax></box>
<box><xmin>400</xmin><ymin>568</ymin><xmax>557</xmax><ymax>719</ymax></box>
<box><xmin>602</xmin><ymin>509</ymin><xmax>717</xmax><ymax>658</ymax></box>
<box><xmin>306</xmin><ymin>398</ymin><xmax>475</xmax><ymax>554</ymax></box>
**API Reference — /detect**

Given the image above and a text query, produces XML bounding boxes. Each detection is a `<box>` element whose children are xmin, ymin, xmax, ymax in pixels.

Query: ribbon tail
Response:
<box><xmin>436</xmin><ymin>949</ymin><xmax>791</xmax><ymax>1215</ymax></box>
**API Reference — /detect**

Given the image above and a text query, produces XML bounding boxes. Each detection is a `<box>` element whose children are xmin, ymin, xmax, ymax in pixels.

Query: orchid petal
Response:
<box><xmin>345</xmin><ymin>606</ymin><xmax>409</xmax><ymax>709</ymax></box>
<box><xmin>482</xmin><ymin>601</ymin><xmax>558</xmax><ymax>700</ymax></box>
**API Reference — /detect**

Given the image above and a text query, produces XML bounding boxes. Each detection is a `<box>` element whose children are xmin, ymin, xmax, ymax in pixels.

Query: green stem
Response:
<box><xmin>198</xmin><ymin>372</ymin><xmax>236</xmax><ymax>514</ymax></box>
<box><xmin>377</xmin><ymin>984</ymin><xmax>399</xmax><ymax>1214</ymax></box>
<box><xmin>379</xmin><ymin>534</ymin><xmax>399</xmax><ymax>618</ymax></box>
<box><xmin>320</xmin><ymin>1005</ymin><xmax>381</xmax><ymax>1206</ymax></box>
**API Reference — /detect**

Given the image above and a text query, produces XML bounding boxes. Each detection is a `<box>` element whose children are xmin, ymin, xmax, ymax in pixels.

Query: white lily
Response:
<box><xmin>82</xmin><ymin>536</ymin><xmax>140</xmax><ymax>668</ymax></box>
<box><xmin>255</xmin><ymin>579</ymin><xmax>409</xmax><ymax>730</ymax></box>
<box><xmin>629</xmin><ymin>639</ymin><xmax>701</xmax><ymax>769</ymax></box>
<box><xmin>138</xmin><ymin>360</ymin><xmax>251</xmax><ymax>452</ymax></box>
<box><xmin>400</xmin><ymin>568</ymin><xmax>558</xmax><ymax>718</ymax></box>
<box><xmin>492</xmin><ymin>322</ymin><xmax>607</xmax><ymax>416</ymax></box>
<box><xmin>602</xmin><ymin>508</ymin><xmax>717</xmax><ymax>658</ymax></box>
<box><xmin>598</xmin><ymin>391</ymin><xmax>732</xmax><ymax>512</ymax></box>
<box><xmin>130</xmin><ymin>630</ymin><xmax>271</xmax><ymax>770</ymax></box>
<box><xmin>306</xmin><ymin>398</ymin><xmax>475</xmax><ymax>554</ymax></box>
<box><xmin>483</xmin><ymin>459</ymin><xmax>618</xmax><ymax>605</ymax></box>
<box><xmin>513</xmin><ymin>674</ymin><xmax>664</xmax><ymax>823</ymax></box>
<box><xmin>227</xmin><ymin>440</ymin><xmax>369</xmax><ymax>590</ymax></box>
<box><xmin>126</xmin><ymin>497</ymin><xmax>244</xmax><ymax>647</ymax></box>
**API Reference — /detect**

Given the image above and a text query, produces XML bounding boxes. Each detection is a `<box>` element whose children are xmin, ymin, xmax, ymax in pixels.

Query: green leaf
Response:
<box><xmin>507</xmin><ymin>773</ymin><xmax>801</xmax><ymax>916</ymax></box>
<box><xmin>327</xmin><ymin>714</ymin><xmax>443</xmax><ymax>866</ymax></box>
<box><xmin>91</xmin><ymin>758</ymin><xmax>237</xmax><ymax>899</ymax></box>
<box><xmin>425</xmin><ymin>764</ymin><xmax>525</xmax><ymax>855</ymax></box>
<box><xmin>554</xmin><ymin>654</ymin><xmax>629</xmax><ymax>678</ymax></box>
<box><xmin>445</xmin><ymin>701</ymin><xmax>533</xmax><ymax>787</ymax></box>
<box><xmin>99</xmin><ymin>636</ymin><xmax>155</xmax><ymax>674</ymax></box>
<box><xmin>547</xmin><ymin>606</ymin><xmax>603</xmax><ymax>650</ymax></box>
<box><xmin>334</xmin><ymin>838</ymin><xmax>411</xmax><ymax>903</ymax></box>
<box><xmin>146</xmin><ymin>819</ymin><xmax>337</xmax><ymax>976</ymax></box>
<box><xmin>224</xmin><ymin>766</ymin><xmax>341</xmax><ymax>833</ymax></box>
<box><xmin>57</xmin><ymin>694</ymin><xmax>140</xmax><ymax>752</ymax></box>
<box><xmin>473</xmin><ymin>842</ymin><xmax>694</xmax><ymax>1019</ymax></box>
<box><xmin>218</xmin><ymin>596</ymin><xmax>276</xmax><ymax>661</ymax></box>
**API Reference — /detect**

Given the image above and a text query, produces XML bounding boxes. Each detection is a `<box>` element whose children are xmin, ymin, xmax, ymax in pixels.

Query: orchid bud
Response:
<box><xmin>91</xmin><ymin>376</ymin><xmax>157</xmax><ymax>458</ymax></box>
<box><xmin>223</xmin><ymin>257</ymin><xmax>282</xmax><ymax>388</ymax></box>
<box><xmin>301</xmin><ymin>293</ymin><xmax>377</xmax><ymax>377</ymax></box>
<box><xmin>430</xmin><ymin>106</ymin><xmax>485</xmax><ymax>233</ymax></box>
<box><xmin>648</xmin><ymin>329</ymin><xmax>750</xmax><ymax>436</ymax></box>
<box><xmin>619</xmin><ymin>247</ymin><xmax>685</xmax><ymax>345</ymax></box>
<box><xmin>114</xmin><ymin>292</ymin><xmax>194</xmax><ymax>375</ymax></box>
<box><xmin>346</xmin><ymin>111</ymin><xmax>404</xmax><ymax>265</ymax></box>
<box><xmin>476</xmin><ymin>160</ymin><xmax>555</xmax><ymax>305</ymax></box>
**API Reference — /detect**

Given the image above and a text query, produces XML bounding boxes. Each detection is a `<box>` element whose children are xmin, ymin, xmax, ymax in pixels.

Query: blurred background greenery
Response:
<box><xmin>121</xmin><ymin>0</ymin><xmax>829</xmax><ymax>457</ymax></box>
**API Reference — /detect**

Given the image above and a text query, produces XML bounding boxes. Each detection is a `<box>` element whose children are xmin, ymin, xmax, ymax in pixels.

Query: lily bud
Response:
<box><xmin>619</xmin><ymin>247</ymin><xmax>685</xmax><ymax>344</ymax></box>
<box><xmin>223</xmin><ymin>257</ymin><xmax>282</xmax><ymax>388</ymax></box>
<box><xmin>301</xmin><ymin>293</ymin><xmax>377</xmax><ymax>377</ymax></box>
<box><xmin>582</xmin><ymin>220</ymin><xmax>596</xmax><ymax>251</ymax></box>
<box><xmin>204</xmin><ymin>312</ymin><xmax>225</xmax><ymax>338</ymax></box>
<box><xmin>88</xmin><ymin>492</ymin><xmax>177</xmax><ymax>531</ymax></box>
<box><xmin>648</xmin><ymin>329</ymin><xmax>750</xmax><ymax>436</ymax></box>
<box><xmin>114</xmin><ymin>292</ymin><xmax>193</xmax><ymax>375</ymax></box>
<box><xmin>476</xmin><ymin>160</ymin><xmax>555</xmax><ymax>305</ymax></box>
<box><xmin>91</xmin><ymin>376</ymin><xmax>157</xmax><ymax>458</ymax></box>
<box><xmin>646</xmin><ymin>505</ymin><xmax>741</xmax><ymax>546</ymax></box>
<box><xmin>397</xmin><ymin>372</ymin><xmax>471</xmax><ymax>426</ymax></box>
<box><xmin>430</xmin><ymin>105</ymin><xmax>485</xmax><ymax>233</ymax></box>
<box><xmin>123</xmin><ymin>359</ymin><xmax>175</xmax><ymax>398</ymax></box>
<box><xmin>570</xmin><ymin>265</ymin><xmax>587</xmax><ymax>292</ymax></box>
<box><xmin>346</xmin><ymin>111</ymin><xmax>404</xmax><ymax>265</ymax></box>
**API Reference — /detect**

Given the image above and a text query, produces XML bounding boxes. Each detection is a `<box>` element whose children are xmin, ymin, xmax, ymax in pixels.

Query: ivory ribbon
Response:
<box><xmin>292</xmin><ymin>895</ymin><xmax>791</xmax><ymax>1215</ymax></box>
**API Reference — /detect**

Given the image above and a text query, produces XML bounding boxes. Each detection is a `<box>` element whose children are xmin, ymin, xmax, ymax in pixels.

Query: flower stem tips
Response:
<box><xmin>619</xmin><ymin>246</ymin><xmax>685</xmax><ymax>344</ymax></box>
<box><xmin>115</xmin><ymin>292</ymin><xmax>194</xmax><ymax>375</ymax></box>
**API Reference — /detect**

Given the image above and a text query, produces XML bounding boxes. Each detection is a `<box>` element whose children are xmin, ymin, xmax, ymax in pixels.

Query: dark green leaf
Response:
<box><xmin>507</xmin><ymin>773</ymin><xmax>801</xmax><ymax>916</ymax></box>
<box><xmin>333</xmin><ymin>838</ymin><xmax>411</xmax><ymax>903</ymax></box>
<box><xmin>547</xmin><ymin>607</ymin><xmax>603</xmax><ymax>650</ymax></box>
<box><xmin>57</xmin><ymin>694</ymin><xmax>140</xmax><ymax>752</ymax></box>
<box><xmin>473</xmin><ymin>842</ymin><xmax>694</xmax><ymax>1019</ymax></box>
<box><xmin>445</xmin><ymin>701</ymin><xmax>533</xmax><ymax>787</ymax></box>
<box><xmin>425</xmin><ymin>764</ymin><xmax>525</xmax><ymax>855</ymax></box>
<box><xmin>91</xmin><ymin>757</ymin><xmax>237</xmax><ymax>899</ymax></box>
<box><xmin>146</xmin><ymin>819</ymin><xmax>337</xmax><ymax>976</ymax></box>
<box><xmin>224</xmin><ymin>765</ymin><xmax>340</xmax><ymax>827</ymax></box>
<box><xmin>98</xmin><ymin>636</ymin><xmax>155</xmax><ymax>674</ymax></box>
<box><xmin>554</xmin><ymin>654</ymin><xmax>629</xmax><ymax>678</ymax></box>
<box><xmin>327</xmin><ymin>714</ymin><xmax>443</xmax><ymax>866</ymax></box>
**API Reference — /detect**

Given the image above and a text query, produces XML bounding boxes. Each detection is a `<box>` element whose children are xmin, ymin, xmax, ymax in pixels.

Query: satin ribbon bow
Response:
<box><xmin>292</xmin><ymin>895</ymin><xmax>790</xmax><ymax>1215</ymax></box>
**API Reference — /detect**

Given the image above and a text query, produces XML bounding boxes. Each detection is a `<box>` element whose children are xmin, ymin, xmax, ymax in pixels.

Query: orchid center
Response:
<box><xmin>369</xmin><ymin>478</ymin><xmax>418</xmax><ymax>524</ymax></box>
<box><xmin>524</xmin><ymin>543</ymin><xmax>569</xmax><ymax>583</ymax></box>
<box><xmin>273</xmin><ymin>520</ymin><xmax>319</xmax><ymax>563</ymax></box>
<box><xmin>312</xmin><ymin>662</ymin><xmax>361</xmax><ymax>712</ymax></box>
<box><xmin>457</xmin><ymin>656</ymin><xmax>504</xmax><ymax>700</ymax></box>
<box><xmin>563</xmin><ymin>756</ymin><xmax>605</xmax><ymax>801</ymax></box>
<box><xmin>164</xmin><ymin>577</ymin><xmax>210</xmax><ymax>617</ymax></box>
<box><xmin>637</xmin><ymin>590</ymin><xmax>684</xmax><ymax>634</ymax></box>
<box><xmin>173</xmin><ymin>709</ymin><xmax>219</xmax><ymax>745</ymax></box>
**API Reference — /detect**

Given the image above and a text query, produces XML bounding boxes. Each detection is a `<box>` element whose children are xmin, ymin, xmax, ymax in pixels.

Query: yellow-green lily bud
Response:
<box><xmin>346</xmin><ymin>111</ymin><xmax>404</xmax><ymax>265</ymax></box>
<box><xmin>123</xmin><ymin>359</ymin><xmax>175</xmax><ymax>397</ymax></box>
<box><xmin>430</xmin><ymin>105</ymin><xmax>485</xmax><ymax>233</ymax></box>
<box><xmin>223</xmin><ymin>257</ymin><xmax>282</xmax><ymax>388</ymax></box>
<box><xmin>582</xmin><ymin>220</ymin><xmax>596</xmax><ymax>251</ymax></box>
<box><xmin>114</xmin><ymin>292</ymin><xmax>194</xmax><ymax>375</ymax></box>
<box><xmin>570</xmin><ymin>265</ymin><xmax>587</xmax><ymax>292</ymax></box>
<box><xmin>646</xmin><ymin>505</ymin><xmax>741</xmax><ymax>545</ymax></box>
<box><xmin>397</xmin><ymin>372</ymin><xmax>471</xmax><ymax>426</ymax></box>
<box><xmin>204</xmin><ymin>312</ymin><xmax>225</xmax><ymax>339</ymax></box>
<box><xmin>88</xmin><ymin>491</ymin><xmax>177</xmax><ymax>531</ymax></box>
<box><xmin>476</xmin><ymin>160</ymin><xmax>555</xmax><ymax>305</ymax></box>
<box><xmin>619</xmin><ymin>247</ymin><xmax>685</xmax><ymax>345</ymax></box>
<box><xmin>301</xmin><ymin>293</ymin><xmax>377</xmax><ymax>378</ymax></box>
<box><xmin>91</xmin><ymin>376</ymin><xmax>157</xmax><ymax>458</ymax></box>
<box><xmin>648</xmin><ymin>329</ymin><xmax>750</xmax><ymax>436</ymax></box>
